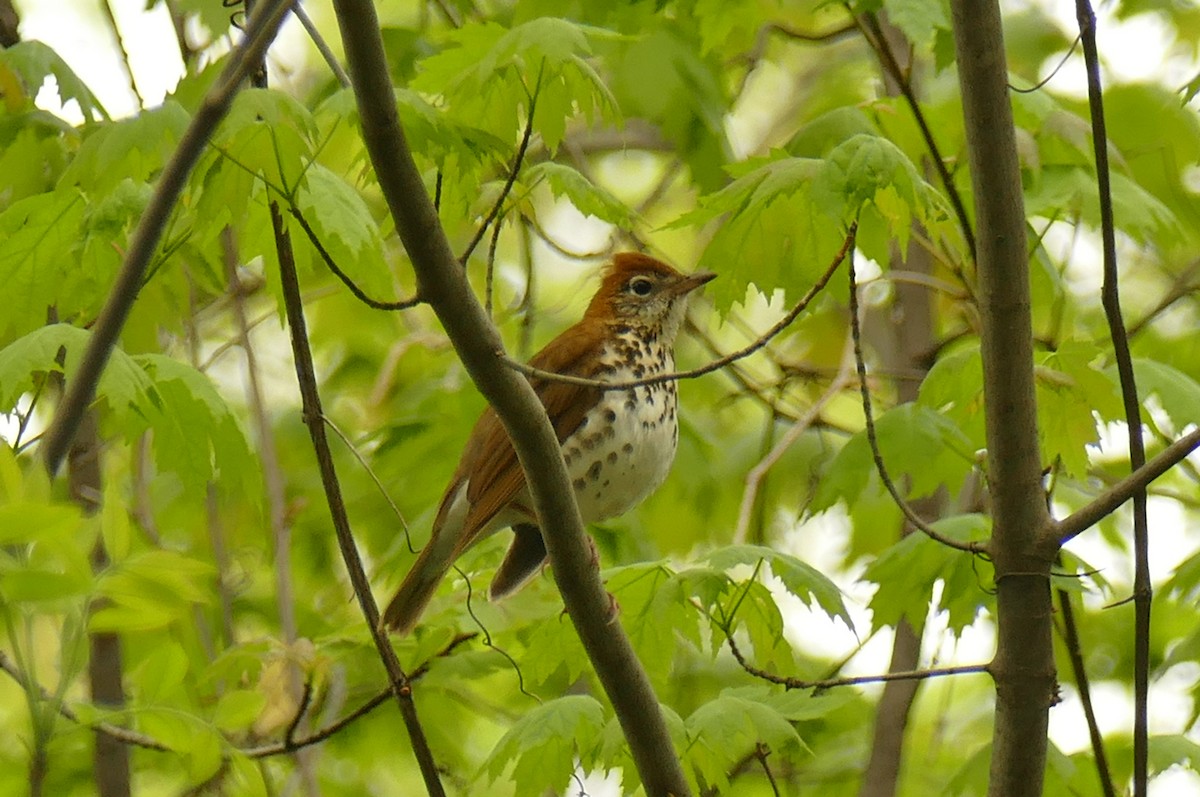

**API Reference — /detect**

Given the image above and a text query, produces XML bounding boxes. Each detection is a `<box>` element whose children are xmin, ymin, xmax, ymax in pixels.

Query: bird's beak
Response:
<box><xmin>675</xmin><ymin>270</ymin><xmax>717</xmax><ymax>295</ymax></box>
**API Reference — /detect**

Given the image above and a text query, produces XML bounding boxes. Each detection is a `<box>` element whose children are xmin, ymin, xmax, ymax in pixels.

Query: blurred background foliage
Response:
<box><xmin>0</xmin><ymin>0</ymin><xmax>1199</xmax><ymax>794</ymax></box>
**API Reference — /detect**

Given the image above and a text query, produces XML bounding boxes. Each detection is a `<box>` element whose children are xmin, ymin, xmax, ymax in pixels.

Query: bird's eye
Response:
<box><xmin>629</xmin><ymin>277</ymin><xmax>654</xmax><ymax>296</ymax></box>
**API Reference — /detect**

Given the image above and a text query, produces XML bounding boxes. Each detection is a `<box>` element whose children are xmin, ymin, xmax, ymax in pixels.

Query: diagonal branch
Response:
<box><xmin>458</xmin><ymin>64</ymin><xmax>542</xmax><ymax>264</ymax></box>
<box><xmin>847</xmin><ymin>252</ymin><xmax>985</xmax><ymax>555</ymax></box>
<box><xmin>272</xmin><ymin>202</ymin><xmax>445</xmax><ymax>796</ymax></box>
<box><xmin>327</xmin><ymin>2</ymin><xmax>691</xmax><ymax>794</ymax></box>
<box><xmin>1054</xmin><ymin>429</ymin><xmax>1200</xmax><ymax>543</ymax></box>
<box><xmin>40</xmin><ymin>0</ymin><xmax>297</xmax><ymax>476</ymax></box>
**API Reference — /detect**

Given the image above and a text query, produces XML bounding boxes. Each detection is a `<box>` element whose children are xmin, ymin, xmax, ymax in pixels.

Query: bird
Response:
<box><xmin>380</xmin><ymin>253</ymin><xmax>716</xmax><ymax>635</ymax></box>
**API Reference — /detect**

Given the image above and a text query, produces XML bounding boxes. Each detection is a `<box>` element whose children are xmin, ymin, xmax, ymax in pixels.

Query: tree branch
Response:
<box><xmin>40</xmin><ymin>0</ymin><xmax>297</xmax><ymax>476</ymax></box>
<box><xmin>272</xmin><ymin>201</ymin><xmax>446</xmax><ymax>796</ymax></box>
<box><xmin>848</xmin><ymin>255</ymin><xmax>984</xmax><ymax>555</ymax></box>
<box><xmin>1074</xmin><ymin>4</ymin><xmax>1151</xmax><ymax>792</ymax></box>
<box><xmin>1056</xmin><ymin>428</ymin><xmax>1200</xmax><ymax>546</ymax></box>
<box><xmin>726</xmin><ymin>634</ymin><xmax>988</xmax><ymax>692</ymax></box>
<box><xmin>327</xmin><ymin>2</ymin><xmax>691</xmax><ymax>793</ymax></box>
<box><xmin>1055</xmin><ymin>586</ymin><xmax>1117</xmax><ymax>797</ymax></box>
<box><xmin>951</xmin><ymin>4</ymin><xmax>1058</xmax><ymax>797</ymax></box>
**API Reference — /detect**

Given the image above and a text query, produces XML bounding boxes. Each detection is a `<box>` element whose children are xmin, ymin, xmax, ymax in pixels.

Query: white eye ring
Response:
<box><xmin>629</xmin><ymin>277</ymin><xmax>653</xmax><ymax>296</ymax></box>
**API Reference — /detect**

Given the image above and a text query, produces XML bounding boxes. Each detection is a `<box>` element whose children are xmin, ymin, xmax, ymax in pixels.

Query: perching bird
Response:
<box><xmin>381</xmin><ymin>253</ymin><xmax>715</xmax><ymax>634</ymax></box>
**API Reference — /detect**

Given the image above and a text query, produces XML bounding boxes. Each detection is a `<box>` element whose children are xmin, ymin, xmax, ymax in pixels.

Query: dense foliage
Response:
<box><xmin>1</xmin><ymin>0</ymin><xmax>1198</xmax><ymax>795</ymax></box>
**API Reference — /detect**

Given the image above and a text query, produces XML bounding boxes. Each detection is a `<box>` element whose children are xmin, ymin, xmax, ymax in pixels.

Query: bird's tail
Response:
<box><xmin>379</xmin><ymin>527</ymin><xmax>459</xmax><ymax>636</ymax></box>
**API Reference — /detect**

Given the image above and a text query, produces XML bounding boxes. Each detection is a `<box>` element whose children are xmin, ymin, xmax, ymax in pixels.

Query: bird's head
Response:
<box><xmin>585</xmin><ymin>253</ymin><xmax>716</xmax><ymax>341</ymax></box>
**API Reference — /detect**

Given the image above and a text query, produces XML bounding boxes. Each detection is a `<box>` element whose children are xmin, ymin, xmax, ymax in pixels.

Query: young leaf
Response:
<box><xmin>707</xmin><ymin>545</ymin><xmax>852</xmax><ymax>629</ymax></box>
<box><xmin>523</xmin><ymin>161</ymin><xmax>640</xmax><ymax>227</ymax></box>
<box><xmin>0</xmin><ymin>41</ymin><xmax>106</xmax><ymax>120</ymax></box>
<box><xmin>484</xmin><ymin>695</ymin><xmax>606</xmax><ymax>793</ymax></box>
<box><xmin>134</xmin><ymin>354</ymin><xmax>257</xmax><ymax>496</ymax></box>
<box><xmin>685</xmin><ymin>692</ymin><xmax>805</xmax><ymax>791</ymax></box>
<box><xmin>811</xmin><ymin>403</ymin><xmax>977</xmax><ymax>510</ymax></box>
<box><xmin>862</xmin><ymin>513</ymin><xmax>991</xmax><ymax>636</ymax></box>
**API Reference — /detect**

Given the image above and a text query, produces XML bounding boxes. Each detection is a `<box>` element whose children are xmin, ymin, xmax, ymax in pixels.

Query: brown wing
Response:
<box><xmin>443</xmin><ymin>317</ymin><xmax>606</xmax><ymax>554</ymax></box>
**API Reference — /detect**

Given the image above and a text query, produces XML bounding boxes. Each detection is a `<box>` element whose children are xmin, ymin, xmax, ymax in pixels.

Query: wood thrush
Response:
<box><xmin>380</xmin><ymin>253</ymin><xmax>715</xmax><ymax>635</ymax></box>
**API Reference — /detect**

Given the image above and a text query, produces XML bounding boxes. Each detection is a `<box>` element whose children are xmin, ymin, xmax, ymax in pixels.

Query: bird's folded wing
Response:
<box><xmin>456</xmin><ymin>319</ymin><xmax>606</xmax><ymax>545</ymax></box>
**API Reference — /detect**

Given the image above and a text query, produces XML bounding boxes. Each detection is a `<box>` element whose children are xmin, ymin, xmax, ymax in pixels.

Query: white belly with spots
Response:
<box><xmin>561</xmin><ymin>379</ymin><xmax>679</xmax><ymax>523</ymax></box>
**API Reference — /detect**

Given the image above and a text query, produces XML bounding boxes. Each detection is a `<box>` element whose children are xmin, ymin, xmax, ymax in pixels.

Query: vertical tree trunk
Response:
<box><xmin>70</xmin><ymin>411</ymin><xmax>132</xmax><ymax>797</ymax></box>
<box><xmin>949</xmin><ymin>4</ymin><xmax>1058</xmax><ymax>796</ymax></box>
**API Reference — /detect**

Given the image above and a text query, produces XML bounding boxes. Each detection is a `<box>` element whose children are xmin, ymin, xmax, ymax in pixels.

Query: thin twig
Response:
<box><xmin>504</xmin><ymin>224</ymin><xmax>858</xmax><ymax>390</ymax></box>
<box><xmin>287</xmin><ymin>206</ymin><xmax>423</xmax><ymax>310</ymax></box>
<box><xmin>459</xmin><ymin>63</ymin><xmax>543</xmax><ymax>264</ymax></box>
<box><xmin>292</xmin><ymin>2</ymin><xmax>350</xmax><ymax>87</ymax></box>
<box><xmin>0</xmin><ymin>649</ymin><xmax>169</xmax><ymax>752</ymax></box>
<box><xmin>848</xmin><ymin>251</ymin><xmax>985</xmax><ymax>554</ymax></box>
<box><xmin>1009</xmin><ymin>34</ymin><xmax>1082</xmax><ymax>94</ymax></box>
<box><xmin>854</xmin><ymin>10</ymin><xmax>977</xmax><ymax>263</ymax></box>
<box><xmin>99</xmin><ymin>0</ymin><xmax>145</xmax><ymax>109</ymax></box>
<box><xmin>273</xmin><ymin>200</ymin><xmax>446</xmax><ymax>794</ymax></box>
<box><xmin>41</xmin><ymin>0</ymin><xmax>297</xmax><ymax>475</ymax></box>
<box><xmin>1075</xmin><ymin>9</ymin><xmax>1149</xmax><ymax>787</ymax></box>
<box><xmin>755</xmin><ymin>743</ymin><xmax>782</xmax><ymax>797</ymax></box>
<box><xmin>725</xmin><ymin>634</ymin><xmax>988</xmax><ymax>691</ymax></box>
<box><xmin>1054</xmin><ymin>427</ymin><xmax>1200</xmax><ymax>542</ymax></box>
<box><xmin>322</xmin><ymin>415</ymin><xmax>415</xmax><ymax>553</ymax></box>
<box><xmin>1056</xmin><ymin>587</ymin><xmax>1117</xmax><ymax>797</ymax></box>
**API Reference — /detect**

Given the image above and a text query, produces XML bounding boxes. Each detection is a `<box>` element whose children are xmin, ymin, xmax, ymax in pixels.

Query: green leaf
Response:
<box><xmin>685</xmin><ymin>692</ymin><xmax>804</xmax><ymax>791</ymax></box>
<box><xmin>1036</xmin><ymin>342</ymin><xmax>1121</xmax><ymax>477</ymax></box>
<box><xmin>0</xmin><ymin>41</ymin><xmax>106</xmax><ymax>120</ymax></box>
<box><xmin>212</xmin><ymin>689</ymin><xmax>268</xmax><ymax>732</ymax></box>
<box><xmin>134</xmin><ymin>640</ymin><xmax>190</xmax><ymax>704</ymax></box>
<box><xmin>862</xmin><ymin>514</ymin><xmax>992</xmax><ymax>636</ymax></box>
<box><xmin>605</xmin><ymin>563</ymin><xmax>702</xmax><ymax>681</ymax></box>
<box><xmin>59</xmin><ymin>103</ymin><xmax>190</xmax><ymax>193</ymax></box>
<box><xmin>0</xmin><ymin>324</ymin><xmax>156</xmax><ymax>424</ymax></box>
<box><xmin>607</xmin><ymin>27</ymin><xmax>729</xmax><ymax>190</ymax></box>
<box><xmin>484</xmin><ymin>695</ymin><xmax>606</xmax><ymax>792</ymax></box>
<box><xmin>707</xmin><ymin>545</ymin><xmax>852</xmax><ymax>629</ymax></box>
<box><xmin>884</xmin><ymin>0</ymin><xmax>951</xmax><ymax>49</ymax></box>
<box><xmin>812</xmin><ymin>403</ymin><xmax>977</xmax><ymax>510</ymax></box>
<box><xmin>523</xmin><ymin>161</ymin><xmax>640</xmax><ymax>226</ymax></box>
<box><xmin>413</xmin><ymin>19</ymin><xmax>620</xmax><ymax>151</ymax></box>
<box><xmin>0</xmin><ymin>191</ymin><xmax>86</xmax><ymax>339</ymax></box>
<box><xmin>94</xmin><ymin>550</ymin><xmax>215</xmax><ymax>631</ymax></box>
<box><xmin>1114</xmin><ymin>359</ymin><xmax>1200</xmax><ymax>431</ymax></box>
<box><xmin>294</xmin><ymin>163</ymin><xmax>390</xmax><ymax>295</ymax></box>
<box><xmin>134</xmin><ymin>354</ymin><xmax>257</xmax><ymax>496</ymax></box>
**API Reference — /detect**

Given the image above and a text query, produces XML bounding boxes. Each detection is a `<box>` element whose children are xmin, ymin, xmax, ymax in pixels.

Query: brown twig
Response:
<box><xmin>725</xmin><ymin>634</ymin><xmax>988</xmax><ymax>691</ymax></box>
<box><xmin>0</xmin><ymin>635</ymin><xmax>477</xmax><ymax>760</ymax></box>
<box><xmin>847</xmin><ymin>251</ymin><xmax>985</xmax><ymax>555</ymax></box>
<box><xmin>288</xmin><ymin>206</ymin><xmax>423</xmax><ymax>310</ymax></box>
<box><xmin>1056</xmin><ymin>587</ymin><xmax>1117</xmax><ymax>797</ymax></box>
<box><xmin>459</xmin><ymin>63</ymin><xmax>542</xmax><ymax>264</ymax></box>
<box><xmin>1054</xmin><ymin>428</ymin><xmax>1200</xmax><ymax>543</ymax></box>
<box><xmin>273</xmin><ymin>200</ymin><xmax>446</xmax><ymax>795</ymax></box>
<box><xmin>40</xmin><ymin>0</ymin><xmax>297</xmax><ymax>475</ymax></box>
<box><xmin>1075</xmin><ymin>8</ymin><xmax>1149</xmax><ymax>789</ymax></box>
<box><xmin>504</xmin><ymin>224</ymin><xmax>858</xmax><ymax>390</ymax></box>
